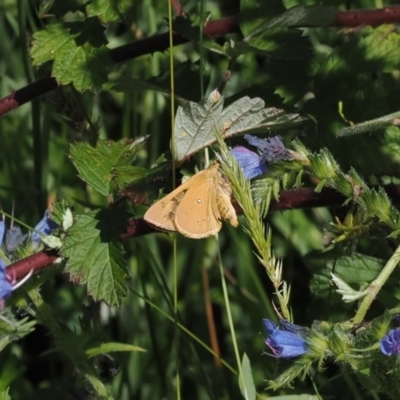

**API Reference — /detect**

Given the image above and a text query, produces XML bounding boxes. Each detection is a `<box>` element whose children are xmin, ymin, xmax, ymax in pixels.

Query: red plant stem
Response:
<box><xmin>2</xmin><ymin>6</ymin><xmax>400</xmax><ymax>115</ymax></box>
<box><xmin>9</xmin><ymin>250</ymin><xmax>58</xmax><ymax>281</ymax></box>
<box><xmin>171</xmin><ymin>0</ymin><xmax>185</xmax><ymax>16</ymax></box>
<box><xmin>335</xmin><ymin>6</ymin><xmax>400</xmax><ymax>27</ymax></box>
<box><xmin>9</xmin><ymin>184</ymin><xmax>400</xmax><ymax>282</ymax></box>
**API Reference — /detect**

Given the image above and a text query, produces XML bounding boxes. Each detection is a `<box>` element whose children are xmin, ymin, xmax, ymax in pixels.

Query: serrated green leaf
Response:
<box><xmin>86</xmin><ymin>0</ymin><xmax>133</xmax><ymax>23</ymax></box>
<box><xmin>174</xmin><ymin>89</ymin><xmax>224</xmax><ymax>160</ymax></box>
<box><xmin>238</xmin><ymin>353</ymin><xmax>256</xmax><ymax>400</ymax></box>
<box><xmin>69</xmin><ymin>139</ymin><xmax>147</xmax><ymax>196</ymax></box>
<box><xmin>31</xmin><ymin>21</ymin><xmax>111</xmax><ymax>92</ymax></box>
<box><xmin>361</xmin><ymin>25</ymin><xmax>400</xmax><ymax>69</ymax></box>
<box><xmin>174</xmin><ymin>90</ymin><xmax>305</xmax><ymax>161</ymax></box>
<box><xmin>61</xmin><ymin>210</ymin><xmax>129</xmax><ymax>306</ymax></box>
<box><xmin>86</xmin><ymin>342</ymin><xmax>146</xmax><ymax>358</ymax></box>
<box><xmin>221</xmin><ymin>97</ymin><xmax>283</xmax><ymax>135</ymax></box>
<box><xmin>112</xmin><ymin>165</ymin><xmax>148</xmax><ymax>188</ymax></box>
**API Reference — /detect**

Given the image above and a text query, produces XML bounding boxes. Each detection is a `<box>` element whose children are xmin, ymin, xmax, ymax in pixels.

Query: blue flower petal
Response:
<box><xmin>267</xmin><ymin>330</ymin><xmax>309</xmax><ymax>358</ymax></box>
<box><xmin>263</xmin><ymin>318</ymin><xmax>278</xmax><ymax>335</ymax></box>
<box><xmin>0</xmin><ymin>259</ymin><xmax>13</xmax><ymax>300</ymax></box>
<box><xmin>32</xmin><ymin>210</ymin><xmax>58</xmax><ymax>248</ymax></box>
<box><xmin>232</xmin><ymin>146</ymin><xmax>268</xmax><ymax>179</ymax></box>
<box><xmin>244</xmin><ymin>134</ymin><xmax>292</xmax><ymax>163</ymax></box>
<box><xmin>262</xmin><ymin>318</ymin><xmax>308</xmax><ymax>359</ymax></box>
<box><xmin>0</xmin><ymin>258</ymin><xmax>6</xmax><ymax>276</ymax></box>
<box><xmin>244</xmin><ymin>134</ymin><xmax>270</xmax><ymax>151</ymax></box>
<box><xmin>380</xmin><ymin>329</ymin><xmax>400</xmax><ymax>356</ymax></box>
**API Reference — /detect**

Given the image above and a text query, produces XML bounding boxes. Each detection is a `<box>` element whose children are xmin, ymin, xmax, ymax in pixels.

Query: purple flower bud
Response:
<box><xmin>232</xmin><ymin>146</ymin><xmax>268</xmax><ymax>179</ymax></box>
<box><xmin>244</xmin><ymin>134</ymin><xmax>293</xmax><ymax>163</ymax></box>
<box><xmin>263</xmin><ymin>318</ymin><xmax>309</xmax><ymax>358</ymax></box>
<box><xmin>0</xmin><ymin>259</ymin><xmax>13</xmax><ymax>300</ymax></box>
<box><xmin>32</xmin><ymin>210</ymin><xmax>58</xmax><ymax>248</ymax></box>
<box><xmin>380</xmin><ymin>329</ymin><xmax>400</xmax><ymax>356</ymax></box>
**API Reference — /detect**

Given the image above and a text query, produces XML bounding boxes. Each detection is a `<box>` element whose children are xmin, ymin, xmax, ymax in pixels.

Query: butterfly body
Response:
<box><xmin>144</xmin><ymin>163</ymin><xmax>238</xmax><ymax>239</ymax></box>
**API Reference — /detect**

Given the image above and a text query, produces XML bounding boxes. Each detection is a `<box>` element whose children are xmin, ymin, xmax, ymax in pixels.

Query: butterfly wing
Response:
<box><xmin>143</xmin><ymin>189</ymin><xmax>184</xmax><ymax>231</ymax></box>
<box><xmin>174</xmin><ymin>167</ymin><xmax>222</xmax><ymax>238</ymax></box>
<box><xmin>144</xmin><ymin>169</ymin><xmax>212</xmax><ymax>232</ymax></box>
<box><xmin>143</xmin><ymin>172</ymin><xmax>203</xmax><ymax>231</ymax></box>
<box><xmin>216</xmin><ymin>186</ymin><xmax>238</xmax><ymax>227</ymax></box>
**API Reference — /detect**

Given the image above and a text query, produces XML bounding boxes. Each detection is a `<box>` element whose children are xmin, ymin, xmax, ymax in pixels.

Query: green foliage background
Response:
<box><xmin>1</xmin><ymin>0</ymin><xmax>400</xmax><ymax>399</ymax></box>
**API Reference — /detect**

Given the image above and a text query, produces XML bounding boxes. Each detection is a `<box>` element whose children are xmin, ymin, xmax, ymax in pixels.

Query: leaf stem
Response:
<box><xmin>353</xmin><ymin>243</ymin><xmax>400</xmax><ymax>323</ymax></box>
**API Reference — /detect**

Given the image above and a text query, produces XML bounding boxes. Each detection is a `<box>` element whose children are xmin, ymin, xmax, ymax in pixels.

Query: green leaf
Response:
<box><xmin>0</xmin><ymin>316</ymin><xmax>37</xmax><ymax>352</ymax></box>
<box><xmin>174</xmin><ymin>89</ymin><xmax>224</xmax><ymax>160</ymax></box>
<box><xmin>86</xmin><ymin>0</ymin><xmax>133</xmax><ymax>23</ymax></box>
<box><xmin>174</xmin><ymin>90</ymin><xmax>305</xmax><ymax>161</ymax></box>
<box><xmin>61</xmin><ymin>209</ymin><xmax>129</xmax><ymax>306</ymax></box>
<box><xmin>69</xmin><ymin>139</ymin><xmax>147</xmax><ymax>196</ymax></box>
<box><xmin>238</xmin><ymin>353</ymin><xmax>256</xmax><ymax>400</ymax></box>
<box><xmin>310</xmin><ymin>253</ymin><xmax>384</xmax><ymax>299</ymax></box>
<box><xmin>31</xmin><ymin>21</ymin><xmax>111</xmax><ymax>92</ymax></box>
<box><xmin>86</xmin><ymin>342</ymin><xmax>146</xmax><ymax>358</ymax></box>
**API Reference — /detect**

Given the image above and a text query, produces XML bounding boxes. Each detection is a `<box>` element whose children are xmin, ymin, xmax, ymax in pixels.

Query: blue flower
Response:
<box><xmin>263</xmin><ymin>318</ymin><xmax>309</xmax><ymax>358</ymax></box>
<box><xmin>31</xmin><ymin>210</ymin><xmax>58</xmax><ymax>248</ymax></box>
<box><xmin>231</xmin><ymin>146</ymin><xmax>268</xmax><ymax>179</ymax></box>
<box><xmin>0</xmin><ymin>259</ymin><xmax>13</xmax><ymax>300</ymax></box>
<box><xmin>380</xmin><ymin>329</ymin><xmax>400</xmax><ymax>356</ymax></box>
<box><xmin>232</xmin><ymin>135</ymin><xmax>292</xmax><ymax>179</ymax></box>
<box><xmin>244</xmin><ymin>134</ymin><xmax>292</xmax><ymax>163</ymax></box>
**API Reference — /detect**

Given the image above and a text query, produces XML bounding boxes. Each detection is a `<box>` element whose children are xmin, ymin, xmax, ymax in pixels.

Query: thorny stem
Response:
<box><xmin>2</xmin><ymin>6</ymin><xmax>400</xmax><ymax>115</ymax></box>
